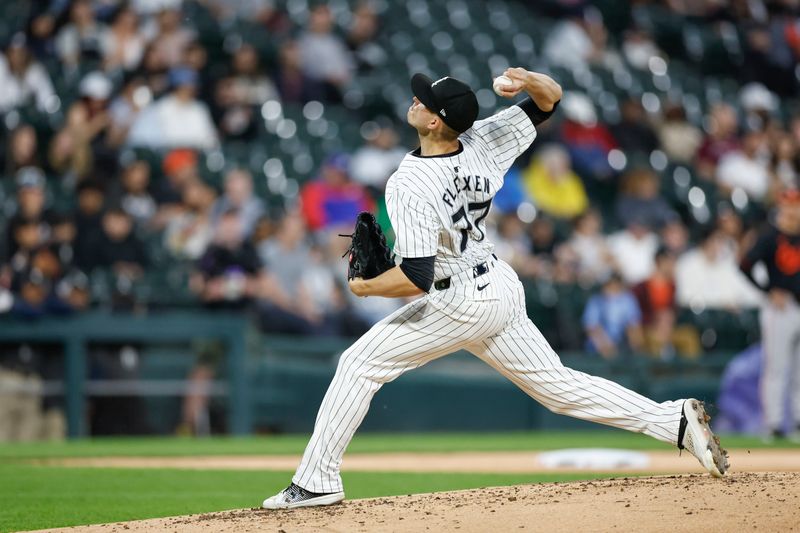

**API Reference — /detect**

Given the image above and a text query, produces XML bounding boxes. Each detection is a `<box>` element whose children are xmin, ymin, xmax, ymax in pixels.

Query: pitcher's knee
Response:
<box><xmin>336</xmin><ymin>349</ymin><xmax>393</xmax><ymax>383</ymax></box>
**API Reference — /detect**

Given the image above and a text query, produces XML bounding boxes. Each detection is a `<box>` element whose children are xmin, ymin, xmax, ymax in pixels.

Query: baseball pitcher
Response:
<box><xmin>262</xmin><ymin>68</ymin><xmax>729</xmax><ymax>509</ymax></box>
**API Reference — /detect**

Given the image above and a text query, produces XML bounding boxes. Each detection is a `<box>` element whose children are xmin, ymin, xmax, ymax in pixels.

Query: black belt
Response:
<box><xmin>434</xmin><ymin>254</ymin><xmax>497</xmax><ymax>291</ymax></box>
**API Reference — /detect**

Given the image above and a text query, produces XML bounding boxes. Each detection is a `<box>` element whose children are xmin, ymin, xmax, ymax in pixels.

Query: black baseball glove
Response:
<box><xmin>341</xmin><ymin>212</ymin><xmax>395</xmax><ymax>280</ymax></box>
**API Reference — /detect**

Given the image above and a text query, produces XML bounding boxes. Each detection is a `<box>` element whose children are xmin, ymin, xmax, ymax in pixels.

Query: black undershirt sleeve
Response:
<box><xmin>399</xmin><ymin>256</ymin><xmax>435</xmax><ymax>293</ymax></box>
<box><xmin>517</xmin><ymin>97</ymin><xmax>560</xmax><ymax>126</ymax></box>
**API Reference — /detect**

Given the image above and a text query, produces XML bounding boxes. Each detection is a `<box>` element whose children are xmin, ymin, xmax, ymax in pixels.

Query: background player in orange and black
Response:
<box><xmin>740</xmin><ymin>189</ymin><xmax>800</xmax><ymax>441</ymax></box>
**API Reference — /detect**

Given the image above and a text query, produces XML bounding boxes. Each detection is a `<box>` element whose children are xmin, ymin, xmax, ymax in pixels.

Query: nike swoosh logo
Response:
<box><xmin>477</xmin><ymin>283</ymin><xmax>490</xmax><ymax>291</ymax></box>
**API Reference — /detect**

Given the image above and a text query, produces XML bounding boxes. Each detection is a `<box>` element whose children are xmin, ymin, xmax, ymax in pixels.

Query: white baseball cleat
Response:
<box><xmin>262</xmin><ymin>482</ymin><xmax>345</xmax><ymax>510</ymax></box>
<box><xmin>679</xmin><ymin>399</ymin><xmax>729</xmax><ymax>478</ymax></box>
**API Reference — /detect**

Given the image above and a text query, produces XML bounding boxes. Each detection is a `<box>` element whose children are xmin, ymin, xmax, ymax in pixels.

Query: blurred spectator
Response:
<box><xmin>527</xmin><ymin>215</ymin><xmax>562</xmax><ymax>279</ymax></box>
<box><xmin>111</xmin><ymin>160</ymin><xmax>156</xmax><ymax>227</ymax></box>
<box><xmin>107</xmin><ymin>75</ymin><xmax>149</xmax><ymax>147</ymax></box>
<box><xmin>5</xmin><ymin>168</ymin><xmax>52</xmax><ymax>260</ymax></box>
<box><xmin>743</xmin><ymin>11</ymin><xmax>798</xmax><ymax>97</ymax></box>
<box><xmin>660</xmin><ymin>217</ymin><xmax>690</xmax><ymax>256</ymax></box>
<box><xmin>543</xmin><ymin>6</ymin><xmax>621</xmax><ymax>72</ymax></box>
<box><xmin>4</xmin><ymin>124</ymin><xmax>40</xmax><ymax>176</ymax></box>
<box><xmin>49</xmin><ymin>71</ymin><xmax>115</xmax><ymax>182</ymax></box>
<box><xmin>210</xmin><ymin>168</ymin><xmax>266</xmax><ymax>239</ymax></box>
<box><xmin>565</xmin><ymin>209</ymin><xmax>614</xmax><ymax>285</ymax></box>
<box><xmin>769</xmin><ymin>133</ymin><xmax>799</xmax><ymax>191</ymax></box>
<box><xmin>50</xmin><ymin>213</ymin><xmax>77</xmax><ymax>269</ymax></box>
<box><xmin>657</xmin><ymin>102</ymin><xmax>703</xmax><ymax>164</ymax></box>
<box><xmin>190</xmin><ymin>209</ymin><xmax>265</xmax><ymax>308</ymax></box>
<box><xmin>350</xmin><ymin>121</ymin><xmax>406</xmax><ymax>189</ymax></box>
<box><xmin>85</xmin><ymin>208</ymin><xmax>148</xmax><ymax>280</ymax></box>
<box><xmin>300</xmin><ymin>153</ymin><xmax>374</xmax><ymax>232</ymax></box>
<box><xmin>101</xmin><ymin>6</ymin><xmax>145</xmax><ymax>72</ymax></box>
<box><xmin>0</xmin><ymin>34</ymin><xmax>56</xmax><ymax>113</ymax></box>
<box><xmin>615</xmin><ymin>168</ymin><xmax>677</xmax><ymax>230</ymax></box>
<box><xmin>73</xmin><ymin>180</ymin><xmax>107</xmax><ymax>271</ymax></box>
<box><xmin>716</xmin><ymin>127</ymin><xmax>770</xmax><ymax>201</ymax></box>
<box><xmin>164</xmin><ymin>180</ymin><xmax>216</xmax><ymax>260</ymax></box>
<box><xmin>696</xmin><ymin>103</ymin><xmax>740</xmax><ymax>180</ymax></box>
<box><xmin>275</xmin><ymin>39</ymin><xmax>325</xmax><ymax>104</ymax></box>
<box><xmin>298</xmin><ymin>5</ymin><xmax>355</xmax><ymax>101</ymax></box>
<box><xmin>522</xmin><ymin>144</ymin><xmax>588</xmax><ymax>220</ymax></box>
<box><xmin>582</xmin><ymin>272</ymin><xmax>644</xmax><ymax>359</ymax></box>
<box><xmin>716</xmin><ymin>206</ymin><xmax>747</xmax><ymax>258</ymax></box>
<box><xmin>621</xmin><ymin>26</ymin><xmax>665</xmax><ymax>71</ymax></box>
<box><xmin>346</xmin><ymin>2</ymin><xmax>386</xmax><ymax>72</ymax></box>
<box><xmin>491</xmin><ymin>212</ymin><xmax>535</xmax><ymax>276</ymax></box>
<box><xmin>739</xmin><ymin>82</ymin><xmax>778</xmax><ymax>127</ymax></box>
<box><xmin>155</xmin><ymin>148</ymin><xmax>199</xmax><ymax>206</ymax></box>
<box><xmin>6</xmin><ymin>219</ymin><xmax>44</xmax><ymax>281</ymax></box>
<box><xmin>559</xmin><ymin>92</ymin><xmax>616</xmax><ymax>181</ymax></box>
<box><xmin>202</xmin><ymin>0</ymin><xmax>290</xmax><ymax>28</ymax></box>
<box><xmin>633</xmin><ymin>248</ymin><xmax>701</xmax><ymax>358</ymax></box>
<box><xmin>182</xmin><ymin>41</ymin><xmax>213</xmax><ymax>103</ymax></box>
<box><xmin>257</xmin><ymin>211</ymin><xmax>341</xmax><ymax>334</ymax></box>
<box><xmin>607</xmin><ymin>217</ymin><xmax>658</xmax><ymax>285</ymax></box>
<box><xmin>213</xmin><ymin>44</ymin><xmax>277</xmax><ymax>140</ymax></box>
<box><xmin>54</xmin><ymin>0</ymin><xmax>104</xmax><ymax>67</ymax></box>
<box><xmin>137</xmin><ymin>42</ymin><xmax>170</xmax><ymax>97</ymax></box>
<box><xmin>127</xmin><ymin>67</ymin><xmax>219</xmax><ymax>149</ymax></box>
<box><xmin>675</xmin><ymin>227</ymin><xmax>763</xmax><ymax>310</ymax></box>
<box><xmin>610</xmin><ymin>98</ymin><xmax>659</xmax><ymax>156</ymax></box>
<box><xmin>148</xmin><ymin>6</ymin><xmax>195</xmax><ymax>68</ymax></box>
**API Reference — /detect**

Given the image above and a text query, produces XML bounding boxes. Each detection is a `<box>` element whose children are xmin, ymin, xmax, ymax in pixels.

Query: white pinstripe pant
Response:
<box><xmin>293</xmin><ymin>259</ymin><xmax>684</xmax><ymax>493</ymax></box>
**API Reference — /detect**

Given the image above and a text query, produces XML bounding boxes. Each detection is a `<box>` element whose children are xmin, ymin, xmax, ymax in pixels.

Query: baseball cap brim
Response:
<box><xmin>411</xmin><ymin>73</ymin><xmax>439</xmax><ymax>113</ymax></box>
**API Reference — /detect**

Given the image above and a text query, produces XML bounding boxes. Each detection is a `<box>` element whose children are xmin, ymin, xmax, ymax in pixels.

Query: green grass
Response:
<box><xmin>0</xmin><ymin>463</ymin><xmax>626</xmax><ymax>532</ymax></box>
<box><xmin>0</xmin><ymin>431</ymin><xmax>796</xmax><ymax>460</ymax></box>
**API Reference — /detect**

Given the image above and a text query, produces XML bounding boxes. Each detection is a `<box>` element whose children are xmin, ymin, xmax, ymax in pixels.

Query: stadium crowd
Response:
<box><xmin>0</xmin><ymin>0</ymin><xmax>799</xmax><ymax>371</ymax></box>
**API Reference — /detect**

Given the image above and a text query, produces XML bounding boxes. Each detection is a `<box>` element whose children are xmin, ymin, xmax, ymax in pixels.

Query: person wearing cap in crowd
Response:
<box><xmin>740</xmin><ymin>189</ymin><xmax>800</xmax><ymax>442</ymax></box>
<box><xmin>5</xmin><ymin>167</ymin><xmax>53</xmax><ymax>261</ymax></box>
<box><xmin>558</xmin><ymin>91</ymin><xmax>617</xmax><ymax>181</ymax></box>
<box><xmin>50</xmin><ymin>71</ymin><xmax>116</xmax><ymax>181</ymax></box>
<box><xmin>0</xmin><ymin>33</ymin><xmax>55</xmax><ymax>113</ymax></box>
<box><xmin>127</xmin><ymin>66</ymin><xmax>218</xmax><ymax>149</ymax></box>
<box><xmin>299</xmin><ymin>152</ymin><xmax>374</xmax><ymax>232</ymax></box>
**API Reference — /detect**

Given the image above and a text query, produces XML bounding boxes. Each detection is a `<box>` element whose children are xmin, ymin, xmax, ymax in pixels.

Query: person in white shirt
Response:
<box><xmin>0</xmin><ymin>34</ymin><xmax>55</xmax><ymax>113</ymax></box>
<box><xmin>298</xmin><ymin>5</ymin><xmax>355</xmax><ymax>91</ymax></box>
<box><xmin>675</xmin><ymin>227</ymin><xmax>763</xmax><ymax>310</ymax></box>
<box><xmin>127</xmin><ymin>67</ymin><xmax>219</xmax><ymax>150</ymax></box>
<box><xmin>350</xmin><ymin>122</ymin><xmax>406</xmax><ymax>189</ymax></box>
<box><xmin>716</xmin><ymin>128</ymin><xmax>770</xmax><ymax>201</ymax></box>
<box><xmin>606</xmin><ymin>218</ymin><xmax>659</xmax><ymax>285</ymax></box>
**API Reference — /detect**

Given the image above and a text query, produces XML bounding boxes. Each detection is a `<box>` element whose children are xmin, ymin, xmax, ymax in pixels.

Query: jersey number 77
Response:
<box><xmin>451</xmin><ymin>199</ymin><xmax>492</xmax><ymax>253</ymax></box>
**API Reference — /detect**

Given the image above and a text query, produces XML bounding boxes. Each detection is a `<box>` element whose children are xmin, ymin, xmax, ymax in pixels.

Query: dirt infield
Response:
<box><xmin>36</xmin><ymin>448</ymin><xmax>800</xmax><ymax>474</ymax></box>
<box><xmin>31</xmin><ymin>472</ymin><xmax>800</xmax><ymax>533</ymax></box>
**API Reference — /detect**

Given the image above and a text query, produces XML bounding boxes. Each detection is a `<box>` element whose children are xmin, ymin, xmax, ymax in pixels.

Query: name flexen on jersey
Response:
<box><xmin>442</xmin><ymin>170</ymin><xmax>491</xmax><ymax>208</ymax></box>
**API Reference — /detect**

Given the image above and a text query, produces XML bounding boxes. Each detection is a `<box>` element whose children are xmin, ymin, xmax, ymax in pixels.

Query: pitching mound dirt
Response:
<box><xmin>31</xmin><ymin>472</ymin><xmax>800</xmax><ymax>533</ymax></box>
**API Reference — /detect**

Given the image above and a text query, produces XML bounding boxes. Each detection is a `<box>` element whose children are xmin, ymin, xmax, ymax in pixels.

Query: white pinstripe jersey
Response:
<box><xmin>386</xmin><ymin>105</ymin><xmax>537</xmax><ymax>281</ymax></box>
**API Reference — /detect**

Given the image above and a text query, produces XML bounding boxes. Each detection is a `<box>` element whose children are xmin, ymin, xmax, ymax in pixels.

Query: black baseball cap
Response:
<box><xmin>411</xmin><ymin>73</ymin><xmax>479</xmax><ymax>133</ymax></box>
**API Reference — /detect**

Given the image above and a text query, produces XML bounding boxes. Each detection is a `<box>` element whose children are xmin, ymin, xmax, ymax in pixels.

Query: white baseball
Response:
<box><xmin>493</xmin><ymin>75</ymin><xmax>513</xmax><ymax>95</ymax></box>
